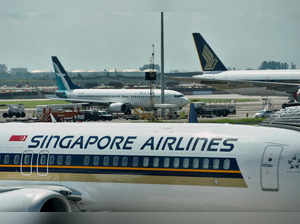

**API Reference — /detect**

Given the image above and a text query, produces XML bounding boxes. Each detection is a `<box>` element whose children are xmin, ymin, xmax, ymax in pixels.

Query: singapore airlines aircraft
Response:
<box><xmin>191</xmin><ymin>33</ymin><xmax>300</xmax><ymax>101</ymax></box>
<box><xmin>0</xmin><ymin>122</ymin><xmax>300</xmax><ymax>211</ymax></box>
<box><xmin>52</xmin><ymin>56</ymin><xmax>189</xmax><ymax>114</ymax></box>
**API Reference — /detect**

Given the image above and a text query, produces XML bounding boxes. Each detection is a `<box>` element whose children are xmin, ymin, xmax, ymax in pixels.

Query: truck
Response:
<box><xmin>2</xmin><ymin>104</ymin><xmax>26</xmax><ymax>118</ymax></box>
<box><xmin>36</xmin><ymin>104</ymin><xmax>83</xmax><ymax>122</ymax></box>
<box><xmin>80</xmin><ymin>110</ymin><xmax>113</xmax><ymax>121</ymax></box>
<box><xmin>193</xmin><ymin>102</ymin><xmax>236</xmax><ymax>118</ymax></box>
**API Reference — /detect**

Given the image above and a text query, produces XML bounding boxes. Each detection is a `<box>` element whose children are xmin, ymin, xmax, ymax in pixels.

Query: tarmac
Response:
<box><xmin>0</xmin><ymin>94</ymin><xmax>289</xmax><ymax>122</ymax></box>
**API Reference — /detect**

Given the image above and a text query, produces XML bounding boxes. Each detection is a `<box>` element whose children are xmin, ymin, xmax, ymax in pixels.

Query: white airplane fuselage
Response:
<box><xmin>57</xmin><ymin>88</ymin><xmax>189</xmax><ymax>109</ymax></box>
<box><xmin>1</xmin><ymin>122</ymin><xmax>300</xmax><ymax>211</ymax></box>
<box><xmin>193</xmin><ymin>69</ymin><xmax>300</xmax><ymax>82</ymax></box>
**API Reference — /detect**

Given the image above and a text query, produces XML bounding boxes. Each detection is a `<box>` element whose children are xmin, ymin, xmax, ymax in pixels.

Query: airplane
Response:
<box><xmin>191</xmin><ymin>33</ymin><xmax>300</xmax><ymax>101</ymax></box>
<box><xmin>51</xmin><ymin>56</ymin><xmax>189</xmax><ymax>114</ymax></box>
<box><xmin>0</xmin><ymin>122</ymin><xmax>300</xmax><ymax>211</ymax></box>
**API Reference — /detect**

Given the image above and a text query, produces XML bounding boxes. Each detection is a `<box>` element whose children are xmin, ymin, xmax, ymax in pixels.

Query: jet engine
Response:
<box><xmin>108</xmin><ymin>103</ymin><xmax>132</xmax><ymax>114</ymax></box>
<box><xmin>0</xmin><ymin>188</ymin><xmax>71</xmax><ymax>212</ymax></box>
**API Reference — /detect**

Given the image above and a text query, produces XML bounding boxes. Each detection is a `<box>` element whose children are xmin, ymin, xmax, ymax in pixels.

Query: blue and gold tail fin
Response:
<box><xmin>192</xmin><ymin>33</ymin><xmax>227</xmax><ymax>72</ymax></box>
<box><xmin>51</xmin><ymin>56</ymin><xmax>80</xmax><ymax>90</ymax></box>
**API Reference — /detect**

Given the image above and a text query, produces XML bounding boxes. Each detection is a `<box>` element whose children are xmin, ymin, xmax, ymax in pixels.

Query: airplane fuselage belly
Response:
<box><xmin>0</xmin><ymin>179</ymin><xmax>299</xmax><ymax>211</ymax></box>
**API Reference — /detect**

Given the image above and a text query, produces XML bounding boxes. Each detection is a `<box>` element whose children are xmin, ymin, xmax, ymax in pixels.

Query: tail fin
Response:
<box><xmin>51</xmin><ymin>56</ymin><xmax>80</xmax><ymax>90</ymax></box>
<box><xmin>188</xmin><ymin>103</ymin><xmax>198</xmax><ymax>123</ymax></box>
<box><xmin>192</xmin><ymin>33</ymin><xmax>227</xmax><ymax>71</ymax></box>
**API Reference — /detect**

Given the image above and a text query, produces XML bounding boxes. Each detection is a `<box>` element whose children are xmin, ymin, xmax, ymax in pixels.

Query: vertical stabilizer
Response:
<box><xmin>51</xmin><ymin>56</ymin><xmax>80</xmax><ymax>90</ymax></box>
<box><xmin>192</xmin><ymin>33</ymin><xmax>227</xmax><ymax>71</ymax></box>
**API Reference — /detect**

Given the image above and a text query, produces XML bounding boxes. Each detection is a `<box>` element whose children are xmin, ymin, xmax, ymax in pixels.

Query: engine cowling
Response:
<box><xmin>108</xmin><ymin>103</ymin><xmax>131</xmax><ymax>114</ymax></box>
<box><xmin>0</xmin><ymin>188</ymin><xmax>71</xmax><ymax>212</ymax></box>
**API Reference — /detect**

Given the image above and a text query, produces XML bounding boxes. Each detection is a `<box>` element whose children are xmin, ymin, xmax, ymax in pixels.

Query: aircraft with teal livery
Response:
<box><xmin>52</xmin><ymin>56</ymin><xmax>189</xmax><ymax>114</ymax></box>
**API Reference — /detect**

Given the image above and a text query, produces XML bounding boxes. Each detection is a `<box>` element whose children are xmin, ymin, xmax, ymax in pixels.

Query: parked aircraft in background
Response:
<box><xmin>52</xmin><ymin>56</ymin><xmax>189</xmax><ymax>114</ymax></box>
<box><xmin>0</xmin><ymin>122</ymin><xmax>300</xmax><ymax>211</ymax></box>
<box><xmin>191</xmin><ymin>33</ymin><xmax>300</xmax><ymax>101</ymax></box>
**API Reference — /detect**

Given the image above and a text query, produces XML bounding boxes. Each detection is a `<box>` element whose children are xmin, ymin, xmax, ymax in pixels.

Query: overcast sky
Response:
<box><xmin>0</xmin><ymin>0</ymin><xmax>299</xmax><ymax>72</ymax></box>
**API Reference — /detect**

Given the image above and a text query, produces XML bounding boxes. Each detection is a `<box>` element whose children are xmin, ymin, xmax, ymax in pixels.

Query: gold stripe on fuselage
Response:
<box><xmin>0</xmin><ymin>171</ymin><xmax>247</xmax><ymax>188</ymax></box>
<box><xmin>0</xmin><ymin>165</ymin><xmax>241</xmax><ymax>174</ymax></box>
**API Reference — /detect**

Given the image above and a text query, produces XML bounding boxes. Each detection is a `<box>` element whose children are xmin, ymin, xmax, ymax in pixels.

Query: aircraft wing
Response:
<box><xmin>173</xmin><ymin>76</ymin><xmax>300</xmax><ymax>94</ymax></box>
<box><xmin>165</xmin><ymin>71</ymin><xmax>203</xmax><ymax>77</ymax></box>
<box><xmin>246</xmin><ymin>81</ymin><xmax>300</xmax><ymax>93</ymax></box>
<box><xmin>248</xmin><ymin>80</ymin><xmax>300</xmax><ymax>86</ymax></box>
<box><xmin>0</xmin><ymin>185</ymin><xmax>82</xmax><ymax>212</ymax></box>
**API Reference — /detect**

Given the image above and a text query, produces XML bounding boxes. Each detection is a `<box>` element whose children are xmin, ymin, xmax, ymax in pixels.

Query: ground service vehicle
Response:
<box><xmin>2</xmin><ymin>104</ymin><xmax>26</xmax><ymax>118</ymax></box>
<box><xmin>81</xmin><ymin>110</ymin><xmax>113</xmax><ymax>121</ymax></box>
<box><xmin>193</xmin><ymin>102</ymin><xmax>236</xmax><ymax>117</ymax></box>
<box><xmin>254</xmin><ymin>110</ymin><xmax>273</xmax><ymax>118</ymax></box>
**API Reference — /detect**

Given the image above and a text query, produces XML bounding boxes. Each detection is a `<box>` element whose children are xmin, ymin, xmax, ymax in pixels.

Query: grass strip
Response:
<box><xmin>0</xmin><ymin>100</ymin><xmax>70</xmax><ymax>108</ymax></box>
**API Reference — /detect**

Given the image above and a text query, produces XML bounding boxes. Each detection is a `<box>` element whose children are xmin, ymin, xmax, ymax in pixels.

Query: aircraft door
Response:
<box><xmin>37</xmin><ymin>150</ymin><xmax>49</xmax><ymax>176</ymax></box>
<box><xmin>261</xmin><ymin>145</ymin><xmax>283</xmax><ymax>191</ymax></box>
<box><xmin>21</xmin><ymin>150</ymin><xmax>33</xmax><ymax>176</ymax></box>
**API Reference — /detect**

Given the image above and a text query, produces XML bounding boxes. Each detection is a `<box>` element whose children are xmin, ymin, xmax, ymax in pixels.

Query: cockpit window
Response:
<box><xmin>174</xmin><ymin>94</ymin><xmax>184</xmax><ymax>98</ymax></box>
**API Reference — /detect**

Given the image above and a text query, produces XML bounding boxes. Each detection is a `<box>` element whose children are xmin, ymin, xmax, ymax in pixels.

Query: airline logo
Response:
<box><xmin>9</xmin><ymin>135</ymin><xmax>28</xmax><ymax>142</ymax></box>
<box><xmin>52</xmin><ymin>59</ymin><xmax>71</xmax><ymax>91</ymax></box>
<box><xmin>26</xmin><ymin>135</ymin><xmax>238</xmax><ymax>152</ymax></box>
<box><xmin>53</xmin><ymin>63</ymin><xmax>65</xmax><ymax>78</ymax></box>
<box><xmin>202</xmin><ymin>45</ymin><xmax>218</xmax><ymax>71</ymax></box>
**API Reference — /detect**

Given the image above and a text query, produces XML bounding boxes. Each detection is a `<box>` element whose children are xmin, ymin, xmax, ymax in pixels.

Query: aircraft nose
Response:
<box><xmin>182</xmin><ymin>97</ymin><xmax>190</xmax><ymax>105</ymax></box>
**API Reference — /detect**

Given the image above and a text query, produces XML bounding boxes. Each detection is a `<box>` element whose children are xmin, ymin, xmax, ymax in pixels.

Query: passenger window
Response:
<box><xmin>202</xmin><ymin>158</ymin><xmax>209</xmax><ymax>169</ymax></box>
<box><xmin>121</xmin><ymin>157</ymin><xmax>128</xmax><ymax>167</ymax></box>
<box><xmin>163</xmin><ymin>157</ymin><xmax>170</xmax><ymax>168</ymax></box>
<box><xmin>3</xmin><ymin>155</ymin><xmax>10</xmax><ymax>164</ymax></box>
<box><xmin>113</xmin><ymin>156</ymin><xmax>119</xmax><ymax>167</ymax></box>
<box><xmin>83</xmin><ymin>156</ymin><xmax>90</xmax><ymax>166</ymax></box>
<box><xmin>132</xmin><ymin>156</ymin><xmax>139</xmax><ymax>167</ymax></box>
<box><xmin>153</xmin><ymin>157</ymin><xmax>160</xmax><ymax>168</ymax></box>
<box><xmin>183</xmin><ymin>158</ymin><xmax>190</xmax><ymax>168</ymax></box>
<box><xmin>93</xmin><ymin>156</ymin><xmax>100</xmax><ymax>166</ymax></box>
<box><xmin>192</xmin><ymin>158</ymin><xmax>199</xmax><ymax>169</ymax></box>
<box><xmin>23</xmin><ymin>154</ymin><xmax>31</xmax><ymax>165</ymax></box>
<box><xmin>40</xmin><ymin>155</ymin><xmax>47</xmax><ymax>165</ymax></box>
<box><xmin>13</xmin><ymin>154</ymin><xmax>20</xmax><ymax>165</ymax></box>
<box><xmin>173</xmin><ymin>158</ymin><xmax>180</xmax><ymax>168</ymax></box>
<box><xmin>57</xmin><ymin>155</ymin><xmax>64</xmax><ymax>165</ymax></box>
<box><xmin>213</xmin><ymin>159</ymin><xmax>220</xmax><ymax>169</ymax></box>
<box><xmin>49</xmin><ymin>155</ymin><xmax>55</xmax><ymax>165</ymax></box>
<box><xmin>65</xmin><ymin>155</ymin><xmax>72</xmax><ymax>166</ymax></box>
<box><xmin>103</xmin><ymin>156</ymin><xmax>110</xmax><ymax>166</ymax></box>
<box><xmin>143</xmin><ymin>157</ymin><xmax>149</xmax><ymax>167</ymax></box>
<box><xmin>223</xmin><ymin>159</ymin><xmax>231</xmax><ymax>170</ymax></box>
